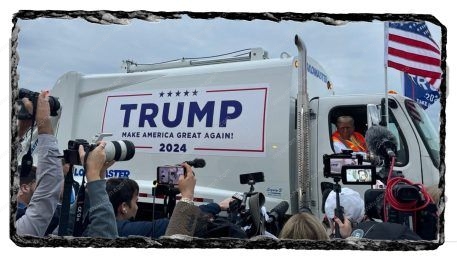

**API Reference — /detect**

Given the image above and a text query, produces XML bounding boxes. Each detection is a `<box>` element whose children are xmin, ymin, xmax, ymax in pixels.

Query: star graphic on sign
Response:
<box><xmin>159</xmin><ymin>92</ymin><xmax>164</xmax><ymax>97</ymax></box>
<box><xmin>184</xmin><ymin>90</ymin><xmax>190</xmax><ymax>96</ymax></box>
<box><xmin>176</xmin><ymin>90</ymin><xmax>181</xmax><ymax>96</ymax></box>
<box><xmin>192</xmin><ymin>90</ymin><xmax>198</xmax><ymax>96</ymax></box>
<box><xmin>167</xmin><ymin>91</ymin><xmax>173</xmax><ymax>97</ymax></box>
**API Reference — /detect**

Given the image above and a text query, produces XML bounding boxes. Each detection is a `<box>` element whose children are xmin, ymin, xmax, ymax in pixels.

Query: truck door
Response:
<box><xmin>310</xmin><ymin>98</ymin><xmax>371</xmax><ymax>218</ymax></box>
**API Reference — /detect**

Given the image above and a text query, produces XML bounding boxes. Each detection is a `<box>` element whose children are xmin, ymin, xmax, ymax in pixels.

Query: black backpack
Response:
<box><xmin>195</xmin><ymin>217</ymin><xmax>248</xmax><ymax>239</ymax></box>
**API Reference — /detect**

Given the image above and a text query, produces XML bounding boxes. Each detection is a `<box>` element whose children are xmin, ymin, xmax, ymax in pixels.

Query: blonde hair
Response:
<box><xmin>426</xmin><ymin>184</ymin><xmax>443</xmax><ymax>206</ymax></box>
<box><xmin>279</xmin><ymin>212</ymin><xmax>329</xmax><ymax>240</ymax></box>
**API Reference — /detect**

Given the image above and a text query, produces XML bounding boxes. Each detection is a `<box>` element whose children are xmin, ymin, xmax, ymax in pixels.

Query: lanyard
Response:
<box><xmin>72</xmin><ymin>151</ymin><xmax>90</xmax><ymax>237</ymax></box>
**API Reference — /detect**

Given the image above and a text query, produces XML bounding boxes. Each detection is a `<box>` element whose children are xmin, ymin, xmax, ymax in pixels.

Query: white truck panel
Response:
<box><xmin>52</xmin><ymin>56</ymin><xmax>332</xmax><ymax>211</ymax></box>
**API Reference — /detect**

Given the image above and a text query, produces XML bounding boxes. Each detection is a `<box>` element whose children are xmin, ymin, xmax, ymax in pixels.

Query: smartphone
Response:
<box><xmin>239</xmin><ymin>172</ymin><xmax>264</xmax><ymax>185</ymax></box>
<box><xmin>341</xmin><ymin>165</ymin><xmax>376</xmax><ymax>185</ymax></box>
<box><xmin>156</xmin><ymin>166</ymin><xmax>185</xmax><ymax>185</ymax></box>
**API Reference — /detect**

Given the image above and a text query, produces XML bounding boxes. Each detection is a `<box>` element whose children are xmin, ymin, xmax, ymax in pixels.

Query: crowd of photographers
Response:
<box><xmin>14</xmin><ymin>91</ymin><xmax>442</xmax><ymax>242</ymax></box>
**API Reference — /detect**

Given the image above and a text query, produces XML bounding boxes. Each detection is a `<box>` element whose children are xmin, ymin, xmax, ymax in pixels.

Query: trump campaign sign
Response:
<box><xmin>101</xmin><ymin>85</ymin><xmax>268</xmax><ymax>157</ymax></box>
<box><xmin>404</xmin><ymin>73</ymin><xmax>440</xmax><ymax>110</ymax></box>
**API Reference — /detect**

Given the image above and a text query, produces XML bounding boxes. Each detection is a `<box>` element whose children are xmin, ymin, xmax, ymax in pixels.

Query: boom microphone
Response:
<box><xmin>185</xmin><ymin>158</ymin><xmax>206</xmax><ymax>168</ymax></box>
<box><xmin>365</xmin><ymin>126</ymin><xmax>398</xmax><ymax>160</ymax></box>
<box><xmin>267</xmin><ymin>201</ymin><xmax>289</xmax><ymax>223</ymax></box>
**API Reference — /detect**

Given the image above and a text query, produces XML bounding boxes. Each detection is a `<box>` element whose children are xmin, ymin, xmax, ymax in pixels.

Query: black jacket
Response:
<box><xmin>351</xmin><ymin>221</ymin><xmax>422</xmax><ymax>240</ymax></box>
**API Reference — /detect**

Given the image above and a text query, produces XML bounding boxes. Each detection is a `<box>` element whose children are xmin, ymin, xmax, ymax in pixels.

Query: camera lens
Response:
<box><xmin>105</xmin><ymin>140</ymin><xmax>135</xmax><ymax>161</ymax></box>
<box><xmin>18</xmin><ymin>88</ymin><xmax>61</xmax><ymax>117</ymax></box>
<box><xmin>48</xmin><ymin>96</ymin><xmax>61</xmax><ymax>116</ymax></box>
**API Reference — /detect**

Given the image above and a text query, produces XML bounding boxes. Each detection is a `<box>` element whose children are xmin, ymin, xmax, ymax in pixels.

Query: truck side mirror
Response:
<box><xmin>367</xmin><ymin>104</ymin><xmax>381</xmax><ymax>127</ymax></box>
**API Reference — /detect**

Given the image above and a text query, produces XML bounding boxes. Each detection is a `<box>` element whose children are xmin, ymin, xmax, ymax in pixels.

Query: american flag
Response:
<box><xmin>386</xmin><ymin>22</ymin><xmax>442</xmax><ymax>89</ymax></box>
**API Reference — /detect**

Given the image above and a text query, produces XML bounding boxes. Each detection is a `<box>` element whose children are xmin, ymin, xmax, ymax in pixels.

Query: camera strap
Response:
<box><xmin>73</xmin><ymin>152</ymin><xmax>90</xmax><ymax>237</ymax></box>
<box><xmin>19</xmin><ymin>108</ymin><xmax>36</xmax><ymax>178</ymax></box>
<box><xmin>73</xmin><ymin>179</ymin><xmax>86</xmax><ymax>237</ymax></box>
<box><xmin>58</xmin><ymin>164</ymin><xmax>75</xmax><ymax>236</ymax></box>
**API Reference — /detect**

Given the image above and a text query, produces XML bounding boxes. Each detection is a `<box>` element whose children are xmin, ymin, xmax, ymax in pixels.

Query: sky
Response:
<box><xmin>14</xmin><ymin>15</ymin><xmax>443</xmax><ymax>129</ymax></box>
<box><xmin>15</xmin><ymin>16</ymin><xmax>443</xmax><ymax>93</ymax></box>
<box><xmin>1</xmin><ymin>1</ymin><xmax>456</xmax><ymax>266</ymax></box>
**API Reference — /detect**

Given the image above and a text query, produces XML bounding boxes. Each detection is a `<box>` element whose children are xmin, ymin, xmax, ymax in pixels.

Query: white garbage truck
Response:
<box><xmin>51</xmin><ymin>36</ymin><xmax>440</xmax><ymax>220</ymax></box>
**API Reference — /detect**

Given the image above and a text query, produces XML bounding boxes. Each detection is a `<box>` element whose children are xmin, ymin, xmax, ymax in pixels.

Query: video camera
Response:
<box><xmin>227</xmin><ymin>172</ymin><xmax>289</xmax><ymax>237</ymax></box>
<box><xmin>322</xmin><ymin>151</ymin><xmax>376</xmax><ymax>238</ymax></box>
<box><xmin>364</xmin><ymin>172</ymin><xmax>438</xmax><ymax>240</ymax></box>
<box><xmin>323</xmin><ymin>151</ymin><xmax>363</xmax><ymax>179</ymax></box>
<box><xmin>63</xmin><ymin>133</ymin><xmax>135</xmax><ymax>165</ymax></box>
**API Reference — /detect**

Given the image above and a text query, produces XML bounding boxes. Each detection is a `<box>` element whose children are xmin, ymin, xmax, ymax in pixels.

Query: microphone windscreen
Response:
<box><xmin>365</xmin><ymin>126</ymin><xmax>398</xmax><ymax>157</ymax></box>
<box><xmin>187</xmin><ymin>158</ymin><xmax>206</xmax><ymax>168</ymax></box>
<box><xmin>271</xmin><ymin>201</ymin><xmax>289</xmax><ymax>216</ymax></box>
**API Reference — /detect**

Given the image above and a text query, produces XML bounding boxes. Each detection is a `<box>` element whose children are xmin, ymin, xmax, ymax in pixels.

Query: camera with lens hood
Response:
<box><xmin>63</xmin><ymin>133</ymin><xmax>135</xmax><ymax>165</ymax></box>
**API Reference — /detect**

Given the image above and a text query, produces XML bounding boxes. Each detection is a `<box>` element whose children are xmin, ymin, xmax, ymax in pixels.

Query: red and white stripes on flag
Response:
<box><xmin>385</xmin><ymin>22</ymin><xmax>442</xmax><ymax>89</ymax></box>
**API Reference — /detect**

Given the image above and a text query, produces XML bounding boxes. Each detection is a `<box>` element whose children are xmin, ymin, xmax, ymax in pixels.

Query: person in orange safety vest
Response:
<box><xmin>332</xmin><ymin>116</ymin><xmax>367</xmax><ymax>153</ymax></box>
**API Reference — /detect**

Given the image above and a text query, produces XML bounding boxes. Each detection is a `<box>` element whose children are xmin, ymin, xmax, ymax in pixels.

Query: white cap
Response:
<box><xmin>325</xmin><ymin>187</ymin><xmax>365</xmax><ymax>223</ymax></box>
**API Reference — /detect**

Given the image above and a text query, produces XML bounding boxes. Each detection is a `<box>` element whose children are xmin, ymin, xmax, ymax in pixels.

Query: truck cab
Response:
<box><xmin>310</xmin><ymin>93</ymin><xmax>440</xmax><ymax>217</ymax></box>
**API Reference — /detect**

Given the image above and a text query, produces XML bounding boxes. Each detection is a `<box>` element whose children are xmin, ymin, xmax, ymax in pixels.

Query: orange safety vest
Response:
<box><xmin>332</xmin><ymin>131</ymin><xmax>367</xmax><ymax>152</ymax></box>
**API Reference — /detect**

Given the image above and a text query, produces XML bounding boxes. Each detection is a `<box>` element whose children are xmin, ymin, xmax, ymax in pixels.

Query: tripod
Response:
<box><xmin>155</xmin><ymin>183</ymin><xmax>180</xmax><ymax>218</ymax></box>
<box><xmin>331</xmin><ymin>176</ymin><xmax>345</xmax><ymax>238</ymax></box>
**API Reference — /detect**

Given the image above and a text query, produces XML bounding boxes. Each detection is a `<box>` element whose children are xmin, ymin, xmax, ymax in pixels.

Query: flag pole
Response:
<box><xmin>383</xmin><ymin>21</ymin><xmax>389</xmax><ymax>126</ymax></box>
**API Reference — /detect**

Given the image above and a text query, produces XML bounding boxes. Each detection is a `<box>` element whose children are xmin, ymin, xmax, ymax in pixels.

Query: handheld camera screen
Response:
<box><xmin>323</xmin><ymin>154</ymin><xmax>362</xmax><ymax>178</ymax></box>
<box><xmin>341</xmin><ymin>165</ymin><xmax>376</xmax><ymax>185</ymax></box>
<box><xmin>157</xmin><ymin>166</ymin><xmax>184</xmax><ymax>185</ymax></box>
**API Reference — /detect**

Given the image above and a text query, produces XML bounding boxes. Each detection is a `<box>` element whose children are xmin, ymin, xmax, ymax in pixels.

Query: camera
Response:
<box><xmin>17</xmin><ymin>88</ymin><xmax>61</xmax><ymax>120</ymax></box>
<box><xmin>155</xmin><ymin>158</ymin><xmax>205</xmax><ymax>186</ymax></box>
<box><xmin>323</xmin><ymin>152</ymin><xmax>363</xmax><ymax>178</ymax></box>
<box><xmin>63</xmin><ymin>138</ymin><xmax>135</xmax><ymax>165</ymax></box>
<box><xmin>392</xmin><ymin>183</ymin><xmax>422</xmax><ymax>203</ymax></box>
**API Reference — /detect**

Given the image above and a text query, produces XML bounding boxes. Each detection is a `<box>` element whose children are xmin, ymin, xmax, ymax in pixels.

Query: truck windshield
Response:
<box><xmin>404</xmin><ymin>99</ymin><xmax>440</xmax><ymax>168</ymax></box>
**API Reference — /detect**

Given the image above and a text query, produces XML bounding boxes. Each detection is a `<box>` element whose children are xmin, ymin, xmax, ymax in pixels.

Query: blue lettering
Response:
<box><xmin>306</xmin><ymin>63</ymin><xmax>328</xmax><ymax>83</ymax></box>
<box><xmin>219</xmin><ymin>100</ymin><xmax>242</xmax><ymax>127</ymax></box>
<box><xmin>163</xmin><ymin>102</ymin><xmax>184</xmax><ymax>128</ymax></box>
<box><xmin>414</xmin><ymin>76</ymin><xmax>433</xmax><ymax>91</ymax></box>
<box><xmin>31</xmin><ymin>139</ymin><xmax>38</xmax><ymax>154</ymax></box>
<box><xmin>78</xmin><ymin>169</ymin><xmax>84</xmax><ymax>176</ymax></box>
<box><xmin>104</xmin><ymin>169</ymin><xmax>131</xmax><ymax>178</ymax></box>
<box><xmin>139</xmin><ymin>103</ymin><xmax>158</xmax><ymax>127</ymax></box>
<box><xmin>188</xmin><ymin>101</ymin><xmax>215</xmax><ymax>127</ymax></box>
<box><xmin>120</xmin><ymin>104</ymin><xmax>138</xmax><ymax>127</ymax></box>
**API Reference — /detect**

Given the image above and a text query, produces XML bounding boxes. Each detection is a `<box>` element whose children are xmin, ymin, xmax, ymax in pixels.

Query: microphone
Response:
<box><xmin>185</xmin><ymin>158</ymin><xmax>206</xmax><ymax>168</ymax></box>
<box><xmin>267</xmin><ymin>201</ymin><xmax>289</xmax><ymax>223</ymax></box>
<box><xmin>365</xmin><ymin>126</ymin><xmax>398</xmax><ymax>159</ymax></box>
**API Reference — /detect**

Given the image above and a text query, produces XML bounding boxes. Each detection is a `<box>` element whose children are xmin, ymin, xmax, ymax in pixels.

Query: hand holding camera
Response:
<box><xmin>18</xmin><ymin>90</ymin><xmax>54</xmax><ymax>136</ymax></box>
<box><xmin>178</xmin><ymin>163</ymin><xmax>196</xmax><ymax>200</ymax></box>
<box><xmin>78</xmin><ymin>141</ymin><xmax>107</xmax><ymax>182</ymax></box>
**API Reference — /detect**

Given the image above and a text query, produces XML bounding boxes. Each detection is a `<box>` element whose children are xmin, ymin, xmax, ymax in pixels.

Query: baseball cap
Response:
<box><xmin>325</xmin><ymin>187</ymin><xmax>365</xmax><ymax>223</ymax></box>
